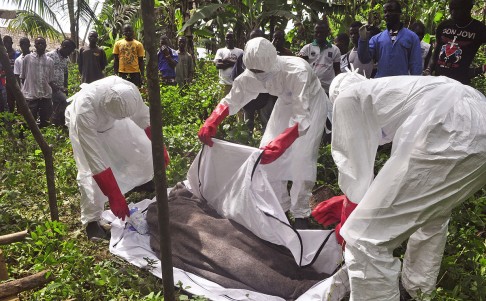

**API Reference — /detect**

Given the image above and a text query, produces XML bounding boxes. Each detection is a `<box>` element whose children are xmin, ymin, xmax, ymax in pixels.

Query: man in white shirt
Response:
<box><xmin>298</xmin><ymin>20</ymin><xmax>341</xmax><ymax>94</ymax></box>
<box><xmin>340</xmin><ymin>21</ymin><xmax>374</xmax><ymax>77</ymax></box>
<box><xmin>214</xmin><ymin>31</ymin><xmax>243</xmax><ymax>97</ymax></box>
<box><xmin>13</xmin><ymin>37</ymin><xmax>31</xmax><ymax>86</ymax></box>
<box><xmin>410</xmin><ymin>21</ymin><xmax>432</xmax><ymax>70</ymax></box>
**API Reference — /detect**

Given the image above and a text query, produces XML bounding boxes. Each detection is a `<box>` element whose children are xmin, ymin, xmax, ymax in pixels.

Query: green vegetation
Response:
<box><xmin>0</xmin><ymin>60</ymin><xmax>485</xmax><ymax>300</ymax></box>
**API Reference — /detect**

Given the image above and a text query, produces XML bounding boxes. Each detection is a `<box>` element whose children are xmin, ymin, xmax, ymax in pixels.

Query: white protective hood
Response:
<box><xmin>243</xmin><ymin>37</ymin><xmax>280</xmax><ymax>79</ymax></box>
<box><xmin>103</xmin><ymin>83</ymin><xmax>140</xmax><ymax>119</ymax></box>
<box><xmin>328</xmin><ymin>70</ymin><xmax>367</xmax><ymax>104</ymax></box>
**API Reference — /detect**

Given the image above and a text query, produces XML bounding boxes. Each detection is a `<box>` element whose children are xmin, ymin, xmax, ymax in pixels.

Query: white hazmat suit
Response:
<box><xmin>65</xmin><ymin>76</ymin><xmax>154</xmax><ymax>226</ymax></box>
<box><xmin>329</xmin><ymin>74</ymin><xmax>486</xmax><ymax>300</ymax></box>
<box><xmin>200</xmin><ymin>38</ymin><xmax>329</xmax><ymax>219</ymax></box>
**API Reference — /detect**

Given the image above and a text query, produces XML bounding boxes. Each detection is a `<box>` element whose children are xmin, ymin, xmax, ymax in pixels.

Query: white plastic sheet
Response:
<box><xmin>107</xmin><ymin>140</ymin><xmax>347</xmax><ymax>301</ymax></box>
<box><xmin>187</xmin><ymin>139</ymin><xmax>343</xmax><ymax>274</ymax></box>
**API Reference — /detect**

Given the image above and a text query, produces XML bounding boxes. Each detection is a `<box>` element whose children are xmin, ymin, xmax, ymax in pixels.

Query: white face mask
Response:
<box><xmin>253</xmin><ymin>71</ymin><xmax>277</xmax><ymax>82</ymax></box>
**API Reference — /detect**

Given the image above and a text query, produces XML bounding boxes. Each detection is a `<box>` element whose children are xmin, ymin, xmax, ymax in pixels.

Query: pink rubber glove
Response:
<box><xmin>93</xmin><ymin>168</ymin><xmax>130</xmax><ymax>221</ymax></box>
<box><xmin>260</xmin><ymin>123</ymin><xmax>299</xmax><ymax>164</ymax></box>
<box><xmin>144</xmin><ymin>126</ymin><xmax>170</xmax><ymax>166</ymax></box>
<box><xmin>198</xmin><ymin>103</ymin><xmax>229</xmax><ymax>147</ymax></box>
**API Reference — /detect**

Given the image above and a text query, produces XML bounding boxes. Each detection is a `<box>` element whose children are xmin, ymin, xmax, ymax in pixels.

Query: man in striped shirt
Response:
<box><xmin>20</xmin><ymin>37</ymin><xmax>56</xmax><ymax>128</ymax></box>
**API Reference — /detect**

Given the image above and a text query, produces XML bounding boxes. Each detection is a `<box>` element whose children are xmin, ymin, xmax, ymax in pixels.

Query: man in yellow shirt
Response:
<box><xmin>113</xmin><ymin>24</ymin><xmax>145</xmax><ymax>87</ymax></box>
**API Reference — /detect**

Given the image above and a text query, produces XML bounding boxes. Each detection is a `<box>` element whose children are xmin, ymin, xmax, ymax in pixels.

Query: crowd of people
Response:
<box><xmin>1</xmin><ymin>0</ymin><xmax>485</xmax><ymax>299</ymax></box>
<box><xmin>1</xmin><ymin>0</ymin><xmax>484</xmax><ymax>128</ymax></box>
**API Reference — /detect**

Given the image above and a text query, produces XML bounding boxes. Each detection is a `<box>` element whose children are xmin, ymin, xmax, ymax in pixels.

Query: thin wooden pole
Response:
<box><xmin>0</xmin><ymin>230</ymin><xmax>28</xmax><ymax>245</ymax></box>
<box><xmin>140</xmin><ymin>1</ymin><xmax>175</xmax><ymax>300</ymax></box>
<box><xmin>0</xmin><ymin>250</ymin><xmax>8</xmax><ymax>281</ymax></box>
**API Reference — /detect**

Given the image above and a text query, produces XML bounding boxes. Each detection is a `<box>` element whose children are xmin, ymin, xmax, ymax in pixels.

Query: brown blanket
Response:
<box><xmin>147</xmin><ymin>183</ymin><xmax>329</xmax><ymax>301</ymax></box>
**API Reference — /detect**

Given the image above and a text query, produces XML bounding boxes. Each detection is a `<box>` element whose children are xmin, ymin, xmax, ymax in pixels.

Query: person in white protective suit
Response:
<box><xmin>312</xmin><ymin>71</ymin><xmax>486</xmax><ymax>300</ymax></box>
<box><xmin>65</xmin><ymin>76</ymin><xmax>169</xmax><ymax>240</ymax></box>
<box><xmin>198</xmin><ymin>37</ymin><xmax>329</xmax><ymax>229</ymax></box>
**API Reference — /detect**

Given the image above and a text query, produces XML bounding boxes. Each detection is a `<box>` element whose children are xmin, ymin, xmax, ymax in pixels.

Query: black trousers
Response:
<box><xmin>119</xmin><ymin>72</ymin><xmax>142</xmax><ymax>88</ymax></box>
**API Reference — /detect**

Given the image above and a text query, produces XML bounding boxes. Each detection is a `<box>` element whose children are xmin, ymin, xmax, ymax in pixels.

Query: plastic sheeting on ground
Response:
<box><xmin>106</xmin><ymin>139</ymin><xmax>348</xmax><ymax>301</ymax></box>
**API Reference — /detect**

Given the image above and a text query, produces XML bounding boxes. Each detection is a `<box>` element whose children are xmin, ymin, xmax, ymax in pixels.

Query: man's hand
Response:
<box><xmin>161</xmin><ymin>45</ymin><xmax>170</xmax><ymax>57</ymax></box>
<box><xmin>359</xmin><ymin>25</ymin><xmax>372</xmax><ymax>41</ymax></box>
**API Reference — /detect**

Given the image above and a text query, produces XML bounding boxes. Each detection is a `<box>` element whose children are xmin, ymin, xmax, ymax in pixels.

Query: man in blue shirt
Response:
<box><xmin>157</xmin><ymin>35</ymin><xmax>178</xmax><ymax>85</ymax></box>
<box><xmin>357</xmin><ymin>0</ymin><xmax>422</xmax><ymax>77</ymax></box>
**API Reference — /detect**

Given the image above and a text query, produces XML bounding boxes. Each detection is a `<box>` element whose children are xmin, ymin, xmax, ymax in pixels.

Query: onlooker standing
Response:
<box><xmin>175</xmin><ymin>36</ymin><xmax>194</xmax><ymax>86</ymax></box>
<box><xmin>157</xmin><ymin>35</ymin><xmax>178</xmax><ymax>85</ymax></box>
<box><xmin>20</xmin><ymin>37</ymin><xmax>55</xmax><ymax>128</ymax></box>
<box><xmin>424</xmin><ymin>0</ymin><xmax>486</xmax><ymax>85</ymax></box>
<box><xmin>78</xmin><ymin>31</ymin><xmax>107</xmax><ymax>84</ymax></box>
<box><xmin>2</xmin><ymin>35</ymin><xmax>21</xmax><ymax>113</ymax></box>
<box><xmin>47</xmin><ymin>39</ymin><xmax>76</xmax><ymax>127</ymax></box>
<box><xmin>298</xmin><ymin>20</ymin><xmax>341</xmax><ymax>94</ymax></box>
<box><xmin>258</xmin><ymin>29</ymin><xmax>295</xmax><ymax>125</ymax></box>
<box><xmin>0</xmin><ymin>62</ymin><xmax>7</xmax><ymax>113</ymax></box>
<box><xmin>340</xmin><ymin>21</ymin><xmax>374</xmax><ymax>78</ymax></box>
<box><xmin>272</xmin><ymin>30</ymin><xmax>294</xmax><ymax>56</ymax></box>
<box><xmin>410</xmin><ymin>21</ymin><xmax>432</xmax><ymax>70</ymax></box>
<box><xmin>230</xmin><ymin>29</ymin><xmax>268</xmax><ymax>134</ymax></box>
<box><xmin>113</xmin><ymin>24</ymin><xmax>145</xmax><ymax>87</ymax></box>
<box><xmin>14</xmin><ymin>37</ymin><xmax>31</xmax><ymax>86</ymax></box>
<box><xmin>357</xmin><ymin>0</ymin><xmax>422</xmax><ymax>77</ymax></box>
<box><xmin>334</xmin><ymin>33</ymin><xmax>350</xmax><ymax>57</ymax></box>
<box><xmin>214</xmin><ymin>31</ymin><xmax>243</xmax><ymax>97</ymax></box>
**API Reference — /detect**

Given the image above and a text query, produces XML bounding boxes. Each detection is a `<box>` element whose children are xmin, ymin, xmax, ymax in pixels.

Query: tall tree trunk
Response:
<box><xmin>67</xmin><ymin>0</ymin><xmax>77</xmax><ymax>45</ymax></box>
<box><xmin>140</xmin><ymin>1</ymin><xmax>175</xmax><ymax>300</ymax></box>
<box><xmin>182</xmin><ymin>0</ymin><xmax>196</xmax><ymax>64</ymax></box>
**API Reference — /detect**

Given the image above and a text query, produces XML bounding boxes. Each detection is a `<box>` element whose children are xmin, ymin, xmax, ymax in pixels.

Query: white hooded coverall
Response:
<box><xmin>330</xmin><ymin>74</ymin><xmax>486</xmax><ymax>300</ymax></box>
<box><xmin>220</xmin><ymin>38</ymin><xmax>329</xmax><ymax>218</ymax></box>
<box><xmin>65</xmin><ymin>76</ymin><xmax>154</xmax><ymax>226</ymax></box>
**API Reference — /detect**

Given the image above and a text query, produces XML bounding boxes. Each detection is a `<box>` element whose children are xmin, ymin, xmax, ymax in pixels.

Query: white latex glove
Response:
<box><xmin>359</xmin><ymin>25</ymin><xmax>372</xmax><ymax>41</ymax></box>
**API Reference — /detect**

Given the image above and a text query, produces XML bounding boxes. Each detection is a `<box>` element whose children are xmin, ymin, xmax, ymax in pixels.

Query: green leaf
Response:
<box><xmin>433</xmin><ymin>12</ymin><xmax>443</xmax><ymax>23</ymax></box>
<box><xmin>192</xmin><ymin>28</ymin><xmax>215</xmax><ymax>38</ymax></box>
<box><xmin>180</xmin><ymin>4</ymin><xmax>227</xmax><ymax>33</ymax></box>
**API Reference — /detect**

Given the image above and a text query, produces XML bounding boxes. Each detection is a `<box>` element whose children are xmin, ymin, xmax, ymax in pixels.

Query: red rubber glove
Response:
<box><xmin>260</xmin><ymin>123</ymin><xmax>299</xmax><ymax>164</ymax></box>
<box><xmin>335</xmin><ymin>197</ymin><xmax>358</xmax><ymax>245</ymax></box>
<box><xmin>93</xmin><ymin>168</ymin><xmax>130</xmax><ymax>221</ymax></box>
<box><xmin>311</xmin><ymin>195</ymin><xmax>346</xmax><ymax>226</ymax></box>
<box><xmin>312</xmin><ymin>195</ymin><xmax>358</xmax><ymax>246</ymax></box>
<box><xmin>198</xmin><ymin>103</ymin><xmax>229</xmax><ymax>147</ymax></box>
<box><xmin>144</xmin><ymin>126</ymin><xmax>170</xmax><ymax>166</ymax></box>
